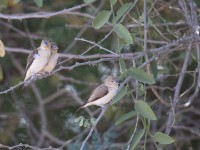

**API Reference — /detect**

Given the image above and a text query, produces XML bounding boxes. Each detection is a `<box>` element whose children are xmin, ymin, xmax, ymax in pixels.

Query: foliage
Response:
<box><xmin>0</xmin><ymin>0</ymin><xmax>200</xmax><ymax>150</ymax></box>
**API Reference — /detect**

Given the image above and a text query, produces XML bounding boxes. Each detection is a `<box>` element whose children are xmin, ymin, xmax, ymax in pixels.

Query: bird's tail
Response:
<box><xmin>75</xmin><ymin>103</ymin><xmax>91</xmax><ymax>113</ymax></box>
<box><xmin>18</xmin><ymin>78</ymin><xmax>31</xmax><ymax>90</ymax></box>
<box><xmin>18</xmin><ymin>84</ymin><xmax>25</xmax><ymax>91</ymax></box>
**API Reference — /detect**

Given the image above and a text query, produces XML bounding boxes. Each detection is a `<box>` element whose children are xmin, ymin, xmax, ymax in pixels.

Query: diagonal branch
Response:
<box><xmin>165</xmin><ymin>43</ymin><xmax>192</xmax><ymax>134</ymax></box>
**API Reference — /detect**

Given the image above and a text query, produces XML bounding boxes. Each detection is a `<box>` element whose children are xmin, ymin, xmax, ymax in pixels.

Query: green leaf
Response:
<box><xmin>138</xmin><ymin>83</ymin><xmax>145</xmax><ymax>96</ymax></box>
<box><xmin>74</xmin><ymin>116</ymin><xmax>85</xmax><ymax>122</ymax></box>
<box><xmin>153</xmin><ymin>132</ymin><xmax>175</xmax><ymax>144</ymax></box>
<box><xmin>84</xmin><ymin>0</ymin><xmax>95</xmax><ymax>3</ymax></box>
<box><xmin>34</xmin><ymin>0</ymin><xmax>43</xmax><ymax>7</ymax></box>
<box><xmin>127</xmin><ymin>67</ymin><xmax>155</xmax><ymax>84</ymax></box>
<box><xmin>111</xmin><ymin>86</ymin><xmax>127</xmax><ymax>105</ymax></box>
<box><xmin>115</xmin><ymin>111</ymin><xmax>136</xmax><ymax>126</ymax></box>
<box><xmin>13</xmin><ymin>0</ymin><xmax>20</xmax><ymax>4</ymax></box>
<box><xmin>114</xmin><ymin>24</ymin><xmax>133</xmax><ymax>44</ymax></box>
<box><xmin>90</xmin><ymin>118</ymin><xmax>96</xmax><ymax>125</ymax></box>
<box><xmin>74</xmin><ymin>118</ymin><xmax>80</xmax><ymax>123</ymax></box>
<box><xmin>116</xmin><ymin>37</ymin><xmax>126</xmax><ymax>53</ymax></box>
<box><xmin>148</xmin><ymin>17</ymin><xmax>153</xmax><ymax>25</ymax></box>
<box><xmin>110</xmin><ymin>0</ymin><xmax>117</xmax><ymax>5</ymax></box>
<box><xmin>0</xmin><ymin>0</ymin><xmax>7</xmax><ymax>7</ymax></box>
<box><xmin>83</xmin><ymin>120</ymin><xmax>89</xmax><ymax>128</ymax></box>
<box><xmin>116</xmin><ymin>44</ymin><xmax>124</xmax><ymax>53</ymax></box>
<box><xmin>134</xmin><ymin>100</ymin><xmax>157</xmax><ymax>120</ymax></box>
<box><xmin>119</xmin><ymin>58</ymin><xmax>126</xmax><ymax>74</ymax></box>
<box><xmin>139</xmin><ymin>13</ymin><xmax>145</xmax><ymax>23</ymax></box>
<box><xmin>130</xmin><ymin>129</ymin><xmax>145</xmax><ymax>150</ymax></box>
<box><xmin>92</xmin><ymin>10</ymin><xmax>111</xmax><ymax>29</ymax></box>
<box><xmin>79</xmin><ymin>118</ymin><xmax>84</xmax><ymax>126</ymax></box>
<box><xmin>112</xmin><ymin>3</ymin><xmax>132</xmax><ymax>24</ymax></box>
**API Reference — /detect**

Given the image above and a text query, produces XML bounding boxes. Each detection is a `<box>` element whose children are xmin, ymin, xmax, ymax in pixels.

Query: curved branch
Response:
<box><xmin>0</xmin><ymin>2</ymin><xmax>95</xmax><ymax>20</ymax></box>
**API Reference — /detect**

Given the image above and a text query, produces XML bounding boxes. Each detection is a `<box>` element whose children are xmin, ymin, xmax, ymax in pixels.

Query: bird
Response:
<box><xmin>23</xmin><ymin>39</ymin><xmax>51</xmax><ymax>82</ymax></box>
<box><xmin>77</xmin><ymin>76</ymin><xmax>119</xmax><ymax>111</ymax></box>
<box><xmin>40</xmin><ymin>42</ymin><xmax>58</xmax><ymax>74</ymax></box>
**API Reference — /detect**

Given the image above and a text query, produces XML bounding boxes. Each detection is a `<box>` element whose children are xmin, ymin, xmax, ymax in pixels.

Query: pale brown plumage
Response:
<box><xmin>24</xmin><ymin>49</ymin><xmax>39</xmax><ymax>77</ymax></box>
<box><xmin>20</xmin><ymin>40</ymin><xmax>51</xmax><ymax>90</ymax></box>
<box><xmin>40</xmin><ymin>42</ymin><xmax>58</xmax><ymax>74</ymax></box>
<box><xmin>76</xmin><ymin>76</ymin><xmax>118</xmax><ymax>112</ymax></box>
<box><xmin>23</xmin><ymin>39</ymin><xmax>51</xmax><ymax>81</ymax></box>
<box><xmin>87</xmin><ymin>84</ymin><xmax>109</xmax><ymax>103</ymax></box>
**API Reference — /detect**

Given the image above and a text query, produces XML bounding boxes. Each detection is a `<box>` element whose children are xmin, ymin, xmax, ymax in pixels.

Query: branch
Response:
<box><xmin>5</xmin><ymin>46</ymin><xmax>136</xmax><ymax>60</ymax></box>
<box><xmin>165</xmin><ymin>43</ymin><xmax>192</xmax><ymax>134</ymax></box>
<box><xmin>80</xmin><ymin>77</ymin><xmax>131</xmax><ymax>150</ymax></box>
<box><xmin>126</xmin><ymin>116</ymin><xmax>140</xmax><ymax>150</ymax></box>
<box><xmin>63</xmin><ymin>0</ymin><xmax>106</xmax><ymax>53</ymax></box>
<box><xmin>75</xmin><ymin>38</ymin><xmax>118</xmax><ymax>55</ymax></box>
<box><xmin>1</xmin><ymin>36</ymin><xmax>192</xmax><ymax>95</ymax></box>
<box><xmin>30</xmin><ymin>84</ymin><xmax>47</xmax><ymax>147</ymax></box>
<box><xmin>80</xmin><ymin>106</ymin><xmax>108</xmax><ymax>150</ymax></box>
<box><xmin>0</xmin><ymin>143</ymin><xmax>58</xmax><ymax>150</ymax></box>
<box><xmin>0</xmin><ymin>2</ymin><xmax>95</xmax><ymax>20</ymax></box>
<box><xmin>0</xmin><ymin>58</ymin><xmax>115</xmax><ymax>95</ymax></box>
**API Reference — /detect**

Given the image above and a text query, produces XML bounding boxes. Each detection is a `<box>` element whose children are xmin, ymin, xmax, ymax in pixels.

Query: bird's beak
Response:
<box><xmin>44</xmin><ymin>41</ymin><xmax>49</xmax><ymax>46</ymax></box>
<box><xmin>114</xmin><ymin>81</ymin><xmax>119</xmax><ymax>86</ymax></box>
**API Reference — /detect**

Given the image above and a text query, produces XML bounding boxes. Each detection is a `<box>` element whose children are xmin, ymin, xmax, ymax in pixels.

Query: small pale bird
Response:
<box><xmin>77</xmin><ymin>76</ymin><xmax>119</xmax><ymax>111</ymax></box>
<box><xmin>40</xmin><ymin>42</ymin><xmax>58</xmax><ymax>74</ymax></box>
<box><xmin>23</xmin><ymin>39</ymin><xmax>51</xmax><ymax>81</ymax></box>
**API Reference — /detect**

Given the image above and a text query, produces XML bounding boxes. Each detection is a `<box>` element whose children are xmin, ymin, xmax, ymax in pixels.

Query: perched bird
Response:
<box><xmin>77</xmin><ymin>76</ymin><xmax>119</xmax><ymax>111</ymax></box>
<box><xmin>23</xmin><ymin>39</ymin><xmax>51</xmax><ymax>81</ymax></box>
<box><xmin>40</xmin><ymin>42</ymin><xmax>58</xmax><ymax>74</ymax></box>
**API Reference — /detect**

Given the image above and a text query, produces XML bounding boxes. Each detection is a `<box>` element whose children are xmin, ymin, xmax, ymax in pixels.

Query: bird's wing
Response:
<box><xmin>87</xmin><ymin>84</ymin><xmax>109</xmax><ymax>102</ymax></box>
<box><xmin>24</xmin><ymin>48</ymin><xmax>39</xmax><ymax>74</ymax></box>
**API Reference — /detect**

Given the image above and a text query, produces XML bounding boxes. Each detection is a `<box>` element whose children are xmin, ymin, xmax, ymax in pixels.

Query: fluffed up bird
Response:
<box><xmin>77</xmin><ymin>76</ymin><xmax>119</xmax><ymax>111</ymax></box>
<box><xmin>40</xmin><ymin>42</ymin><xmax>58</xmax><ymax>74</ymax></box>
<box><xmin>23</xmin><ymin>39</ymin><xmax>51</xmax><ymax>81</ymax></box>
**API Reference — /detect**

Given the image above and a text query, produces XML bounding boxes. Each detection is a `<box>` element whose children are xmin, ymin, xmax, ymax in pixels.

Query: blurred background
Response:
<box><xmin>0</xmin><ymin>0</ymin><xmax>200</xmax><ymax>149</ymax></box>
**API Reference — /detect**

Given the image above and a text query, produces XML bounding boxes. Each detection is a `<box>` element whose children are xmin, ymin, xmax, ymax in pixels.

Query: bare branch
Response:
<box><xmin>80</xmin><ymin>77</ymin><xmax>131</xmax><ymax>150</ymax></box>
<box><xmin>75</xmin><ymin>38</ymin><xmax>118</xmax><ymax>55</ymax></box>
<box><xmin>0</xmin><ymin>2</ymin><xmax>95</xmax><ymax>20</ymax></box>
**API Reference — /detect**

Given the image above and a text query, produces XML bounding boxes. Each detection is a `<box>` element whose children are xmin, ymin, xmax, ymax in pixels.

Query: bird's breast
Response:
<box><xmin>38</xmin><ymin>49</ymin><xmax>51</xmax><ymax>57</ymax></box>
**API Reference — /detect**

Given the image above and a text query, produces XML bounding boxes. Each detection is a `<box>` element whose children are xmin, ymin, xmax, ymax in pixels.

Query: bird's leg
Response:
<box><xmin>33</xmin><ymin>73</ymin><xmax>38</xmax><ymax>81</ymax></box>
<box><xmin>101</xmin><ymin>105</ymin><xmax>106</xmax><ymax>111</ymax></box>
<box><xmin>37</xmin><ymin>72</ymin><xmax>45</xmax><ymax>79</ymax></box>
<box><xmin>44</xmin><ymin>72</ymin><xmax>50</xmax><ymax>77</ymax></box>
<box><xmin>24</xmin><ymin>79</ymin><xmax>31</xmax><ymax>87</ymax></box>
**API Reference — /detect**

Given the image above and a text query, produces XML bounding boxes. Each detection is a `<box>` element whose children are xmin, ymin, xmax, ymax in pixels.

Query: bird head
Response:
<box><xmin>50</xmin><ymin>42</ymin><xmax>58</xmax><ymax>53</ymax></box>
<box><xmin>104</xmin><ymin>76</ymin><xmax>118</xmax><ymax>88</ymax></box>
<box><xmin>41</xmin><ymin>39</ymin><xmax>51</xmax><ymax>50</ymax></box>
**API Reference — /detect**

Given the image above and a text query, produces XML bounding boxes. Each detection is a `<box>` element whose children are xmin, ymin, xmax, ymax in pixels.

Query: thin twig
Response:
<box><xmin>0</xmin><ymin>2</ymin><xmax>95</xmax><ymax>20</ymax></box>
<box><xmin>126</xmin><ymin>116</ymin><xmax>140</xmax><ymax>150</ymax></box>
<box><xmin>165</xmin><ymin>43</ymin><xmax>192</xmax><ymax>134</ymax></box>
<box><xmin>80</xmin><ymin>106</ymin><xmax>108</xmax><ymax>150</ymax></box>
<box><xmin>75</xmin><ymin>38</ymin><xmax>118</xmax><ymax>55</ymax></box>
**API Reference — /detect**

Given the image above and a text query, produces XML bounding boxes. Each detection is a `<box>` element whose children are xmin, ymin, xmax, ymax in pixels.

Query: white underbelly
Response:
<box><xmin>93</xmin><ymin>89</ymin><xmax>117</xmax><ymax>106</ymax></box>
<box><xmin>42</xmin><ymin>55</ymin><xmax>58</xmax><ymax>72</ymax></box>
<box><xmin>30</xmin><ymin>57</ymin><xmax>49</xmax><ymax>73</ymax></box>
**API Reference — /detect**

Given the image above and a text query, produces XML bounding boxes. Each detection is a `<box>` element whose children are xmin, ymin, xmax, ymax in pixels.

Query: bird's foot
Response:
<box><xmin>101</xmin><ymin>105</ymin><xmax>106</xmax><ymax>110</ymax></box>
<box><xmin>31</xmin><ymin>74</ymin><xmax>36</xmax><ymax>81</ymax></box>
<box><xmin>37</xmin><ymin>72</ymin><xmax>46</xmax><ymax>79</ymax></box>
<box><xmin>44</xmin><ymin>72</ymin><xmax>50</xmax><ymax>77</ymax></box>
